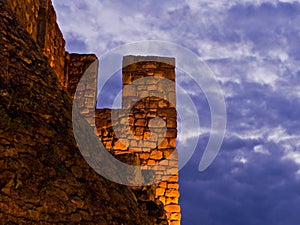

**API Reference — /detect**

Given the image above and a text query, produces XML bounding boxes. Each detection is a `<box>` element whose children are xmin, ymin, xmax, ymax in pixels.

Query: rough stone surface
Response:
<box><xmin>96</xmin><ymin>56</ymin><xmax>181</xmax><ymax>224</ymax></box>
<box><xmin>0</xmin><ymin>1</ymin><xmax>168</xmax><ymax>224</ymax></box>
<box><xmin>7</xmin><ymin>0</ymin><xmax>67</xmax><ymax>86</ymax></box>
<box><xmin>66</xmin><ymin>53</ymin><xmax>98</xmax><ymax>98</ymax></box>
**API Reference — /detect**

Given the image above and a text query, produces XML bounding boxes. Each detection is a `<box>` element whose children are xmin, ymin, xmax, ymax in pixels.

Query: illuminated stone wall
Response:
<box><xmin>7</xmin><ymin>0</ymin><xmax>67</xmax><ymax>86</ymax></box>
<box><xmin>3</xmin><ymin>0</ymin><xmax>181</xmax><ymax>224</ymax></box>
<box><xmin>0</xmin><ymin>1</ymin><xmax>169</xmax><ymax>223</ymax></box>
<box><xmin>96</xmin><ymin>56</ymin><xmax>181</xmax><ymax>225</ymax></box>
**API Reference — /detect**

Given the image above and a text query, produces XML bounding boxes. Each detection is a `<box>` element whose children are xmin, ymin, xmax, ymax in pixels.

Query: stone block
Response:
<box><xmin>159</xmin><ymin>196</ymin><xmax>166</xmax><ymax>204</ymax></box>
<box><xmin>156</xmin><ymin>187</ymin><xmax>166</xmax><ymax>196</ymax></box>
<box><xmin>142</xmin><ymin>141</ymin><xmax>157</xmax><ymax>150</ymax></box>
<box><xmin>134</xmin><ymin>127</ymin><xmax>144</xmax><ymax>136</ymax></box>
<box><xmin>150</xmin><ymin>150</ymin><xmax>163</xmax><ymax>160</ymax></box>
<box><xmin>158</xmin><ymin>181</ymin><xmax>168</xmax><ymax>188</ymax></box>
<box><xmin>168</xmin><ymin>138</ymin><xmax>177</xmax><ymax>148</ymax></box>
<box><xmin>158</xmin><ymin>138</ymin><xmax>169</xmax><ymax>149</ymax></box>
<box><xmin>163</xmin><ymin>149</ymin><xmax>174</xmax><ymax>158</ymax></box>
<box><xmin>165</xmin><ymin>197</ymin><xmax>178</xmax><ymax>205</ymax></box>
<box><xmin>166</xmin><ymin>129</ymin><xmax>177</xmax><ymax>138</ymax></box>
<box><xmin>170</xmin><ymin>212</ymin><xmax>181</xmax><ymax>220</ymax></box>
<box><xmin>135</xmin><ymin>119</ymin><xmax>147</xmax><ymax>127</ymax></box>
<box><xmin>164</xmin><ymin>204</ymin><xmax>180</xmax><ymax>213</ymax></box>
<box><xmin>113</xmin><ymin>140</ymin><xmax>128</xmax><ymax>151</ymax></box>
<box><xmin>168</xmin><ymin>183</ymin><xmax>179</xmax><ymax>189</ymax></box>
<box><xmin>139</xmin><ymin>153</ymin><xmax>150</xmax><ymax>160</ymax></box>
<box><xmin>170</xmin><ymin>220</ymin><xmax>181</xmax><ymax>225</ymax></box>
<box><xmin>166</xmin><ymin>190</ymin><xmax>180</xmax><ymax>198</ymax></box>
<box><xmin>167</xmin><ymin>118</ymin><xmax>177</xmax><ymax>128</ymax></box>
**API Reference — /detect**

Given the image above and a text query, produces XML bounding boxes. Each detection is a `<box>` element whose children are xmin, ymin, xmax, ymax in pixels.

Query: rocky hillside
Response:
<box><xmin>0</xmin><ymin>0</ymin><xmax>167</xmax><ymax>224</ymax></box>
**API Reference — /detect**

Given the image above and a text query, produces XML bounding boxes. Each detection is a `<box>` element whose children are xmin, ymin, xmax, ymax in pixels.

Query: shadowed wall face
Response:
<box><xmin>96</xmin><ymin>55</ymin><xmax>181</xmax><ymax>225</ymax></box>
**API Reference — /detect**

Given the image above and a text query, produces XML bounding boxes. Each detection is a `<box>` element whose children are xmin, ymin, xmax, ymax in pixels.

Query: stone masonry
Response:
<box><xmin>96</xmin><ymin>56</ymin><xmax>181</xmax><ymax>225</ymax></box>
<box><xmin>6</xmin><ymin>0</ymin><xmax>96</xmax><ymax>90</ymax></box>
<box><xmin>3</xmin><ymin>0</ymin><xmax>181</xmax><ymax>224</ymax></box>
<box><xmin>0</xmin><ymin>0</ymin><xmax>169</xmax><ymax>223</ymax></box>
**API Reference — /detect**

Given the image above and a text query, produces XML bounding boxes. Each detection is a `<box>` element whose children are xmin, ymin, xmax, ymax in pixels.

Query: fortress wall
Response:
<box><xmin>7</xmin><ymin>0</ymin><xmax>67</xmax><ymax>86</ymax></box>
<box><xmin>5</xmin><ymin>1</ymin><xmax>181</xmax><ymax>224</ymax></box>
<box><xmin>96</xmin><ymin>56</ymin><xmax>181</xmax><ymax>225</ymax></box>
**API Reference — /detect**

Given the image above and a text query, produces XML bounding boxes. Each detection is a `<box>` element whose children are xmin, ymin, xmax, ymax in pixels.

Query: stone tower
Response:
<box><xmin>96</xmin><ymin>56</ymin><xmax>181</xmax><ymax>225</ymax></box>
<box><xmin>2</xmin><ymin>0</ymin><xmax>181</xmax><ymax>224</ymax></box>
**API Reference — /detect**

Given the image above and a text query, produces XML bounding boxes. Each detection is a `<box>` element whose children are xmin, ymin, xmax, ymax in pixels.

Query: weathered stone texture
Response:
<box><xmin>6</xmin><ymin>0</ymin><xmax>41</xmax><ymax>41</ymax></box>
<box><xmin>6</xmin><ymin>0</ymin><xmax>67</xmax><ymax>87</ymax></box>
<box><xmin>96</xmin><ymin>56</ymin><xmax>181</xmax><ymax>225</ymax></box>
<box><xmin>41</xmin><ymin>3</ymin><xmax>66</xmax><ymax>86</ymax></box>
<box><xmin>66</xmin><ymin>53</ymin><xmax>98</xmax><ymax>98</ymax></box>
<box><xmin>0</xmin><ymin>0</ymin><xmax>168</xmax><ymax>224</ymax></box>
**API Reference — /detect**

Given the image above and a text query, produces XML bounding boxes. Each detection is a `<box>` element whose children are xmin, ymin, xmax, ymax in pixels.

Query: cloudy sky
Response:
<box><xmin>53</xmin><ymin>0</ymin><xmax>300</xmax><ymax>224</ymax></box>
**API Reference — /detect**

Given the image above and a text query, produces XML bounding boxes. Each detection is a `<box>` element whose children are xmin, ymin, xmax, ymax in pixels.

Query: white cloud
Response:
<box><xmin>279</xmin><ymin>0</ymin><xmax>300</xmax><ymax>3</ymax></box>
<box><xmin>184</xmin><ymin>0</ymin><xmax>300</xmax><ymax>15</ymax></box>
<box><xmin>268</xmin><ymin>49</ymin><xmax>289</xmax><ymax>63</ymax></box>
<box><xmin>253</xmin><ymin>144</ymin><xmax>270</xmax><ymax>155</ymax></box>
<box><xmin>234</xmin><ymin>155</ymin><xmax>248</xmax><ymax>164</ymax></box>
<box><xmin>229</xmin><ymin>127</ymin><xmax>267</xmax><ymax>141</ymax></box>
<box><xmin>267</xmin><ymin>126</ymin><xmax>300</xmax><ymax>144</ymax></box>
<box><xmin>53</xmin><ymin>0</ymin><xmax>300</xmax><ymax>171</ymax></box>
<box><xmin>282</xmin><ymin>149</ymin><xmax>300</xmax><ymax>165</ymax></box>
<box><xmin>196</xmin><ymin>40</ymin><xmax>256</xmax><ymax>61</ymax></box>
<box><xmin>177</xmin><ymin>128</ymin><xmax>204</xmax><ymax>144</ymax></box>
<box><xmin>228</xmin><ymin>125</ymin><xmax>300</xmax><ymax>171</ymax></box>
<box><xmin>53</xmin><ymin>0</ymin><xmax>174</xmax><ymax>53</ymax></box>
<box><xmin>247</xmin><ymin>66</ymin><xmax>279</xmax><ymax>89</ymax></box>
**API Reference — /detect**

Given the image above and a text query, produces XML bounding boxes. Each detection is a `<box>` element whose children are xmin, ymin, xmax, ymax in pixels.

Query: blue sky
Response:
<box><xmin>53</xmin><ymin>0</ymin><xmax>300</xmax><ymax>224</ymax></box>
